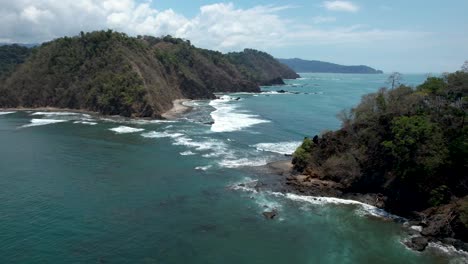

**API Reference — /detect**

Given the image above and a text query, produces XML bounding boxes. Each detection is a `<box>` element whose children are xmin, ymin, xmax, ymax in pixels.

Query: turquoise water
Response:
<box><xmin>0</xmin><ymin>73</ymin><xmax>462</xmax><ymax>263</ymax></box>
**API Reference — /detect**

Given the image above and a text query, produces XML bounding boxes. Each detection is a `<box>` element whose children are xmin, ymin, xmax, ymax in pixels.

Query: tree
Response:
<box><xmin>387</xmin><ymin>72</ymin><xmax>403</xmax><ymax>89</ymax></box>
<box><xmin>462</xmin><ymin>61</ymin><xmax>468</xmax><ymax>73</ymax></box>
<box><xmin>382</xmin><ymin>116</ymin><xmax>448</xmax><ymax>177</ymax></box>
<box><xmin>418</xmin><ymin>77</ymin><xmax>447</xmax><ymax>95</ymax></box>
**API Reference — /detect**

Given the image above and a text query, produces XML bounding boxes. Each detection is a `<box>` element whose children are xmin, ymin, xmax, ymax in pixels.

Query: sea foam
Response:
<box><xmin>73</xmin><ymin>121</ymin><xmax>97</xmax><ymax>125</ymax></box>
<box><xmin>22</xmin><ymin>119</ymin><xmax>68</xmax><ymax>128</ymax></box>
<box><xmin>218</xmin><ymin>157</ymin><xmax>269</xmax><ymax>168</ymax></box>
<box><xmin>209</xmin><ymin>96</ymin><xmax>270</xmax><ymax>132</ymax></box>
<box><xmin>141</xmin><ymin>131</ymin><xmax>184</xmax><ymax>138</ymax></box>
<box><xmin>109</xmin><ymin>126</ymin><xmax>144</xmax><ymax>134</ymax></box>
<box><xmin>195</xmin><ymin>165</ymin><xmax>212</xmax><ymax>171</ymax></box>
<box><xmin>180</xmin><ymin>151</ymin><xmax>196</xmax><ymax>156</ymax></box>
<box><xmin>253</xmin><ymin>141</ymin><xmax>302</xmax><ymax>155</ymax></box>
<box><xmin>0</xmin><ymin>111</ymin><xmax>16</xmax><ymax>115</ymax></box>
<box><xmin>32</xmin><ymin>111</ymin><xmax>88</xmax><ymax>117</ymax></box>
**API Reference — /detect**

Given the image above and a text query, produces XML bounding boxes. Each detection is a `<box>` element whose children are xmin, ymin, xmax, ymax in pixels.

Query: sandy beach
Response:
<box><xmin>161</xmin><ymin>99</ymin><xmax>193</xmax><ymax>119</ymax></box>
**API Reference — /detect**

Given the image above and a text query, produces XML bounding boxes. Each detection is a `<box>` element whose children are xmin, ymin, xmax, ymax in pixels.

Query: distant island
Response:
<box><xmin>278</xmin><ymin>58</ymin><xmax>383</xmax><ymax>74</ymax></box>
<box><xmin>0</xmin><ymin>30</ymin><xmax>298</xmax><ymax>118</ymax></box>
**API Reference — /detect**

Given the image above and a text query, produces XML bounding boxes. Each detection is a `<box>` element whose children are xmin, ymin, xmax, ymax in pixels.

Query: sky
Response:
<box><xmin>0</xmin><ymin>0</ymin><xmax>467</xmax><ymax>73</ymax></box>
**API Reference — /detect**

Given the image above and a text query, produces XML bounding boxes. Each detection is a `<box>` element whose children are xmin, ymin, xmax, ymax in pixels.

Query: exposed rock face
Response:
<box><xmin>404</xmin><ymin>237</ymin><xmax>429</xmax><ymax>251</ymax></box>
<box><xmin>0</xmin><ymin>31</ymin><xmax>298</xmax><ymax>117</ymax></box>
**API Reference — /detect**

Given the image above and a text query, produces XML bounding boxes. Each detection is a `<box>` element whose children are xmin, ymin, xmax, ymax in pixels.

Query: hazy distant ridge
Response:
<box><xmin>278</xmin><ymin>58</ymin><xmax>383</xmax><ymax>74</ymax></box>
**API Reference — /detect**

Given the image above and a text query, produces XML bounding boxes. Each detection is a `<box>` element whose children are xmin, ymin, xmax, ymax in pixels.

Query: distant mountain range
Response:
<box><xmin>0</xmin><ymin>43</ymin><xmax>38</xmax><ymax>48</ymax></box>
<box><xmin>278</xmin><ymin>58</ymin><xmax>383</xmax><ymax>74</ymax></box>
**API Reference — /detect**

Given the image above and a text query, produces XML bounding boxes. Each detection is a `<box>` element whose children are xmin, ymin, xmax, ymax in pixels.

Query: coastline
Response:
<box><xmin>262</xmin><ymin>159</ymin><xmax>468</xmax><ymax>253</ymax></box>
<box><xmin>0</xmin><ymin>107</ymin><xmax>99</xmax><ymax>115</ymax></box>
<box><xmin>0</xmin><ymin>101</ymin><xmax>195</xmax><ymax>120</ymax></box>
<box><xmin>265</xmin><ymin>160</ymin><xmax>386</xmax><ymax>208</ymax></box>
<box><xmin>161</xmin><ymin>99</ymin><xmax>193</xmax><ymax>119</ymax></box>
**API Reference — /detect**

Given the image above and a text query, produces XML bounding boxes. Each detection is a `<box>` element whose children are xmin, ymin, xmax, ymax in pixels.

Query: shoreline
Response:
<box><xmin>161</xmin><ymin>99</ymin><xmax>193</xmax><ymax>119</ymax></box>
<box><xmin>262</xmin><ymin>159</ymin><xmax>468</xmax><ymax>253</ymax></box>
<box><xmin>265</xmin><ymin>159</ymin><xmax>386</xmax><ymax>208</ymax></box>
<box><xmin>0</xmin><ymin>107</ymin><xmax>99</xmax><ymax>115</ymax></box>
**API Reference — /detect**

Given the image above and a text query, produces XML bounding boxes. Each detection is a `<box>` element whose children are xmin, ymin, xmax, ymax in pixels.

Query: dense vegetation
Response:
<box><xmin>278</xmin><ymin>58</ymin><xmax>383</xmax><ymax>74</ymax></box>
<box><xmin>0</xmin><ymin>31</ymin><xmax>298</xmax><ymax>117</ymax></box>
<box><xmin>292</xmin><ymin>71</ymin><xmax>467</xmax><ymax>237</ymax></box>
<box><xmin>0</xmin><ymin>44</ymin><xmax>32</xmax><ymax>78</ymax></box>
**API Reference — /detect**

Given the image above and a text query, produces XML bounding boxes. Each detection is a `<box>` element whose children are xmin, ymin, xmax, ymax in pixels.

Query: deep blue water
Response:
<box><xmin>0</xmin><ymin>73</ymin><xmax>464</xmax><ymax>263</ymax></box>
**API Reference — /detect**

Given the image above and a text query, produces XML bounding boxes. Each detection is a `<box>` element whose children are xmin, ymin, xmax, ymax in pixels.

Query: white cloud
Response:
<box><xmin>312</xmin><ymin>16</ymin><xmax>337</xmax><ymax>24</ymax></box>
<box><xmin>0</xmin><ymin>0</ymin><xmax>427</xmax><ymax>53</ymax></box>
<box><xmin>323</xmin><ymin>1</ymin><xmax>359</xmax><ymax>12</ymax></box>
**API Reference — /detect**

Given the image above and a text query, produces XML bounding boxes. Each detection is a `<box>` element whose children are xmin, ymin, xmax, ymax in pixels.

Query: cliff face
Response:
<box><xmin>0</xmin><ymin>31</ymin><xmax>297</xmax><ymax>117</ymax></box>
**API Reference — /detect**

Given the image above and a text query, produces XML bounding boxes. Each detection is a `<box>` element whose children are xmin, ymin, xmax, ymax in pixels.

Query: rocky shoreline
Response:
<box><xmin>161</xmin><ymin>99</ymin><xmax>193</xmax><ymax>119</ymax></box>
<box><xmin>261</xmin><ymin>159</ymin><xmax>468</xmax><ymax>253</ymax></box>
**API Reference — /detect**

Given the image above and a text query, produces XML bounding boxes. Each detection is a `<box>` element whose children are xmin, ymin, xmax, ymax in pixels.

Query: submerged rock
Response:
<box><xmin>263</xmin><ymin>210</ymin><xmax>278</xmax><ymax>220</ymax></box>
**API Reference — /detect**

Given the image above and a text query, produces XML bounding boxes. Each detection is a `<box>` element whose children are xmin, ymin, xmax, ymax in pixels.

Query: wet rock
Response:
<box><xmin>204</xmin><ymin>121</ymin><xmax>215</xmax><ymax>125</ymax></box>
<box><xmin>442</xmin><ymin>238</ymin><xmax>468</xmax><ymax>252</ymax></box>
<box><xmin>277</xmin><ymin>89</ymin><xmax>287</xmax><ymax>93</ymax></box>
<box><xmin>263</xmin><ymin>210</ymin><xmax>278</xmax><ymax>220</ymax></box>
<box><xmin>405</xmin><ymin>236</ymin><xmax>429</xmax><ymax>251</ymax></box>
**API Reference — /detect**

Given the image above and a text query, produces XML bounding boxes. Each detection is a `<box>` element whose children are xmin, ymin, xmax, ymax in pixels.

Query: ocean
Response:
<box><xmin>0</xmin><ymin>73</ymin><xmax>465</xmax><ymax>263</ymax></box>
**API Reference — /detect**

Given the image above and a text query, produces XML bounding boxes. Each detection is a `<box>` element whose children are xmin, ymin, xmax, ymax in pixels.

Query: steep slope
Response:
<box><xmin>278</xmin><ymin>58</ymin><xmax>383</xmax><ymax>74</ymax></box>
<box><xmin>0</xmin><ymin>31</ymin><xmax>297</xmax><ymax>117</ymax></box>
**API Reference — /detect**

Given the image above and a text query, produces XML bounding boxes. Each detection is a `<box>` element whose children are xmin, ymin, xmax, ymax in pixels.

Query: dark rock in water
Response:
<box><xmin>204</xmin><ymin>121</ymin><xmax>215</xmax><ymax>125</ymax></box>
<box><xmin>263</xmin><ymin>210</ymin><xmax>278</xmax><ymax>220</ymax></box>
<box><xmin>405</xmin><ymin>236</ymin><xmax>429</xmax><ymax>251</ymax></box>
<box><xmin>235</xmin><ymin>97</ymin><xmax>241</xmax><ymax>101</ymax></box>
<box><xmin>277</xmin><ymin>90</ymin><xmax>287</xmax><ymax>93</ymax></box>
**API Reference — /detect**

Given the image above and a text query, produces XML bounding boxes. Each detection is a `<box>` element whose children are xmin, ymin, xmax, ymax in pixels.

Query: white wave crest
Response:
<box><xmin>0</xmin><ymin>111</ymin><xmax>16</xmax><ymax>115</ymax></box>
<box><xmin>22</xmin><ymin>119</ymin><xmax>67</xmax><ymax>128</ymax></box>
<box><xmin>73</xmin><ymin>121</ymin><xmax>97</xmax><ymax>125</ymax></box>
<box><xmin>209</xmin><ymin>98</ymin><xmax>269</xmax><ymax>132</ymax></box>
<box><xmin>180</xmin><ymin>151</ymin><xmax>196</xmax><ymax>156</ymax></box>
<box><xmin>427</xmin><ymin>242</ymin><xmax>468</xmax><ymax>260</ymax></box>
<box><xmin>253</xmin><ymin>141</ymin><xmax>302</xmax><ymax>155</ymax></box>
<box><xmin>173</xmin><ymin>136</ymin><xmax>227</xmax><ymax>151</ymax></box>
<box><xmin>274</xmin><ymin>192</ymin><xmax>399</xmax><ymax>219</ymax></box>
<box><xmin>109</xmin><ymin>126</ymin><xmax>144</xmax><ymax>134</ymax></box>
<box><xmin>218</xmin><ymin>157</ymin><xmax>269</xmax><ymax>168</ymax></box>
<box><xmin>32</xmin><ymin>111</ymin><xmax>89</xmax><ymax>118</ymax></box>
<box><xmin>141</xmin><ymin>131</ymin><xmax>184</xmax><ymax>138</ymax></box>
<box><xmin>195</xmin><ymin>165</ymin><xmax>212</xmax><ymax>171</ymax></box>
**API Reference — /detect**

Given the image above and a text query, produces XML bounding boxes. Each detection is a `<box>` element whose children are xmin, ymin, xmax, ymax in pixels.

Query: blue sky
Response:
<box><xmin>1</xmin><ymin>0</ymin><xmax>467</xmax><ymax>72</ymax></box>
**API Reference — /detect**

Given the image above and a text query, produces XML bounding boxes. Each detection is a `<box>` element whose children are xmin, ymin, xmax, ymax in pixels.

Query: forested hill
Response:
<box><xmin>278</xmin><ymin>58</ymin><xmax>383</xmax><ymax>74</ymax></box>
<box><xmin>0</xmin><ymin>31</ymin><xmax>299</xmax><ymax>117</ymax></box>
<box><xmin>292</xmin><ymin>71</ymin><xmax>467</xmax><ymax>247</ymax></box>
<box><xmin>0</xmin><ymin>44</ymin><xmax>32</xmax><ymax>78</ymax></box>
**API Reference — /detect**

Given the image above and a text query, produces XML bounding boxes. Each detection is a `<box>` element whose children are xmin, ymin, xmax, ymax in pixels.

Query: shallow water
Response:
<box><xmin>0</xmin><ymin>73</ymin><xmax>464</xmax><ymax>263</ymax></box>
